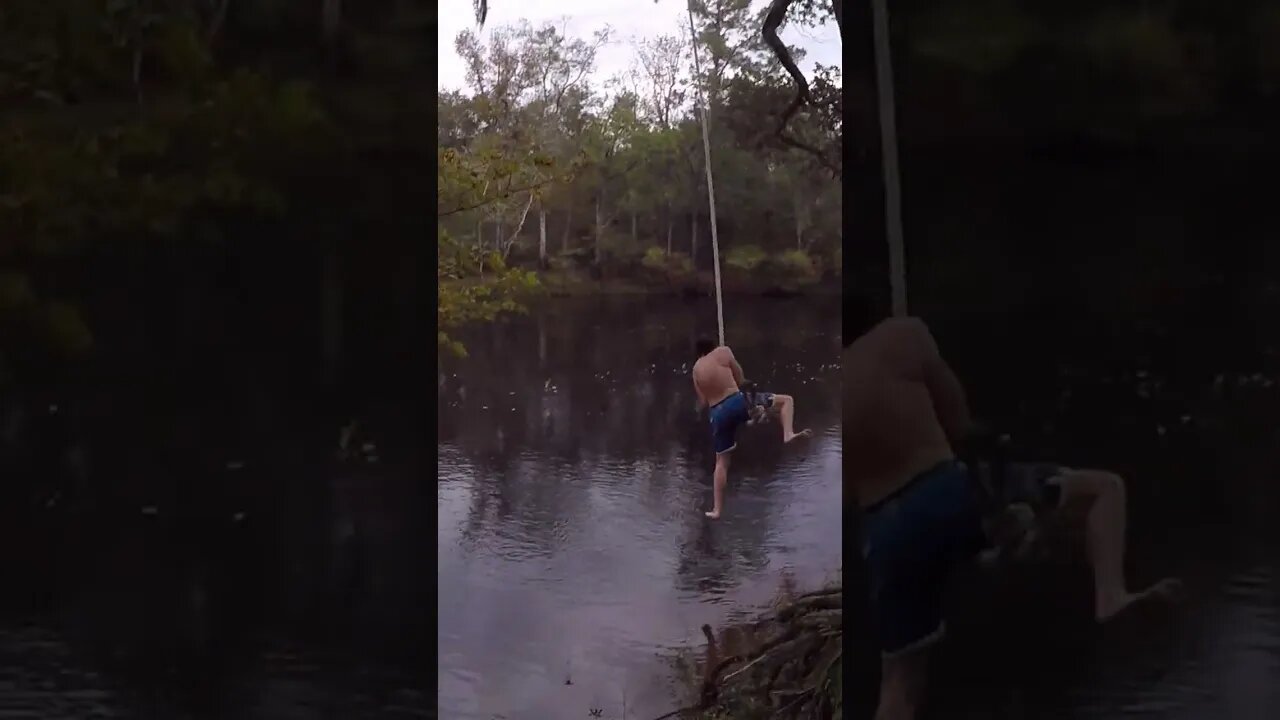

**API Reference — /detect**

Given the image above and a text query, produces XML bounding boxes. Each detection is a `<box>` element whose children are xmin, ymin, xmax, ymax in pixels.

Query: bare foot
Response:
<box><xmin>1097</xmin><ymin>577</ymin><xmax>1185</xmax><ymax>622</ymax></box>
<box><xmin>783</xmin><ymin>428</ymin><xmax>814</xmax><ymax>444</ymax></box>
<box><xmin>704</xmin><ymin>510</ymin><xmax>721</xmax><ymax>520</ymax></box>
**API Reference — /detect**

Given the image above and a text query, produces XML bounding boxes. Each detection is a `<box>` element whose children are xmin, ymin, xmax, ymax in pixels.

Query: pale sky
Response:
<box><xmin>437</xmin><ymin>0</ymin><xmax>841</xmax><ymax>92</ymax></box>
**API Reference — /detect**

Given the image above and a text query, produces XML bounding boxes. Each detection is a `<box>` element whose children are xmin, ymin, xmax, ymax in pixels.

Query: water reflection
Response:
<box><xmin>437</xmin><ymin>297</ymin><xmax>843</xmax><ymax>719</ymax></box>
<box><xmin>0</xmin><ymin>383</ymin><xmax>429</xmax><ymax>718</ymax></box>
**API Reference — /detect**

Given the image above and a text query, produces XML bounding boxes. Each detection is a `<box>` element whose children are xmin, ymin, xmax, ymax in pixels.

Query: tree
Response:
<box><xmin>1</xmin><ymin>0</ymin><xmax>333</xmax><ymax>376</ymax></box>
<box><xmin>469</xmin><ymin>0</ymin><xmax>845</xmax><ymax>174</ymax></box>
<box><xmin>442</xmin><ymin>8</ymin><xmax>842</xmax><ymax>294</ymax></box>
<box><xmin>437</xmin><ymin>146</ymin><xmax>541</xmax><ymax>355</ymax></box>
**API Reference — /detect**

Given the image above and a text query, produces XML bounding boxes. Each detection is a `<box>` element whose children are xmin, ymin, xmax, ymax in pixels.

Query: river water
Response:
<box><xmin>0</xmin><ymin>375</ymin><xmax>431</xmax><ymax>718</ymax></box>
<box><xmin>437</xmin><ymin>296</ymin><xmax>844</xmax><ymax>719</ymax></box>
<box><xmin>440</xmin><ymin>296</ymin><xmax>1280</xmax><ymax>720</ymax></box>
<box><xmin>11</xmin><ymin>292</ymin><xmax>1274</xmax><ymax>717</ymax></box>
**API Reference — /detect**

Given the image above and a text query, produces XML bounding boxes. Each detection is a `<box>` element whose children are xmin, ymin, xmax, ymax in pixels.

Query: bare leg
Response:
<box><xmin>876</xmin><ymin>648</ymin><xmax>931</xmax><ymax>720</ymax></box>
<box><xmin>1055</xmin><ymin>469</ymin><xmax>1183</xmax><ymax>621</ymax></box>
<box><xmin>770</xmin><ymin>394</ymin><xmax>813</xmax><ymax>444</ymax></box>
<box><xmin>705</xmin><ymin>452</ymin><xmax>730</xmax><ymax>519</ymax></box>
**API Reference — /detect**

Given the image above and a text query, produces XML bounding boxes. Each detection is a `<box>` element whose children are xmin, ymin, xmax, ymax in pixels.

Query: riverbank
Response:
<box><xmin>662</xmin><ymin>584</ymin><xmax>844</xmax><ymax>720</ymax></box>
<box><xmin>534</xmin><ymin>269</ymin><xmax>842</xmax><ymax>299</ymax></box>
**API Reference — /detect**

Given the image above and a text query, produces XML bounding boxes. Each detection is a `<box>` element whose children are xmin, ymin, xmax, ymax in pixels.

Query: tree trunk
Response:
<box><xmin>475</xmin><ymin>219</ymin><xmax>483</xmax><ymax>247</ymax></box>
<box><xmin>132</xmin><ymin>46</ymin><xmax>144</xmax><ymax>104</ymax></box>
<box><xmin>321</xmin><ymin>235</ymin><xmax>343</xmax><ymax>385</ymax></box>
<box><xmin>666</xmin><ymin>214</ymin><xmax>673</xmax><ymax>256</ymax></box>
<box><xmin>795</xmin><ymin>192</ymin><xmax>809</xmax><ymax>249</ymax></box>
<box><xmin>494</xmin><ymin>221</ymin><xmax>502</xmax><ymax>252</ymax></box>
<box><xmin>502</xmin><ymin>193</ymin><xmax>535</xmax><ymax>261</ymax></box>
<box><xmin>630</xmin><ymin>210</ymin><xmax>638</xmax><ymax>245</ymax></box>
<box><xmin>537</xmin><ymin>313</ymin><xmax>547</xmax><ymax>369</ymax></box>
<box><xmin>207</xmin><ymin>0</ymin><xmax>231</xmax><ymax>46</ymax></box>
<box><xmin>594</xmin><ymin>197</ymin><xmax>605</xmax><ymax>266</ymax></box>
<box><xmin>321</xmin><ymin>0</ymin><xmax>342</xmax><ymax>45</ymax></box>
<box><xmin>690</xmin><ymin>213</ymin><xmax>699</xmax><ymax>266</ymax></box>
<box><xmin>562</xmin><ymin>204</ymin><xmax>573</xmax><ymax>253</ymax></box>
<box><xmin>538</xmin><ymin>207</ymin><xmax>548</xmax><ymax>269</ymax></box>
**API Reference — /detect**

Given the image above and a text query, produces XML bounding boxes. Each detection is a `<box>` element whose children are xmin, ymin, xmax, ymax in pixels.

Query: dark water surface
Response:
<box><xmin>437</xmin><ymin>297</ymin><xmax>844</xmax><ymax>719</ymax></box>
<box><xmin>0</xmin><ymin>380</ymin><xmax>430</xmax><ymax>717</ymax></box>
<box><xmin>440</xmin><ymin>298</ymin><xmax>1280</xmax><ymax>719</ymax></box>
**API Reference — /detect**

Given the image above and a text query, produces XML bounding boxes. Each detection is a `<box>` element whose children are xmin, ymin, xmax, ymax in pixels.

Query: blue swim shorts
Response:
<box><xmin>860</xmin><ymin>460</ymin><xmax>986</xmax><ymax>656</ymax></box>
<box><xmin>707</xmin><ymin>391</ymin><xmax>774</xmax><ymax>454</ymax></box>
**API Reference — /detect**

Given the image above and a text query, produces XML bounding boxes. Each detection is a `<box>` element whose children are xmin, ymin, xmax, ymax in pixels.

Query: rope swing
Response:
<box><xmin>684</xmin><ymin>0</ymin><xmax>727</xmax><ymax>345</ymax></box>
<box><xmin>871</xmin><ymin>0</ymin><xmax>907</xmax><ymax>317</ymax></box>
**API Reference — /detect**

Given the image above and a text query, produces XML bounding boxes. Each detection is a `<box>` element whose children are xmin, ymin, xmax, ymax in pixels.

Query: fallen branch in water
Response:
<box><xmin>652</xmin><ymin>585</ymin><xmax>844</xmax><ymax>720</ymax></box>
<box><xmin>776</xmin><ymin>590</ymin><xmax>843</xmax><ymax>621</ymax></box>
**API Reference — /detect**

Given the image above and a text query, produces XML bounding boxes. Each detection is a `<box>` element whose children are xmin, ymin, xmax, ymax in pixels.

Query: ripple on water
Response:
<box><xmin>0</xmin><ymin>623</ymin><xmax>124</xmax><ymax>718</ymax></box>
<box><xmin>437</xmin><ymin>298</ymin><xmax>844</xmax><ymax>719</ymax></box>
<box><xmin>1051</xmin><ymin>557</ymin><xmax>1280</xmax><ymax>720</ymax></box>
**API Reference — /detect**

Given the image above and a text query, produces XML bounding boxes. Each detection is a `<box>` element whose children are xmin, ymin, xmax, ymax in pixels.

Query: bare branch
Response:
<box><xmin>206</xmin><ymin>0</ymin><xmax>231</xmax><ymax>47</ymax></box>
<box><xmin>439</xmin><ymin>170</ymin><xmax>574</xmax><ymax>218</ymax></box>
<box><xmin>647</xmin><ymin>583</ymin><xmax>845</xmax><ymax>720</ymax></box>
<box><xmin>761</xmin><ymin>0</ymin><xmax>841</xmax><ymax>177</ymax></box>
<box><xmin>501</xmin><ymin>192</ymin><xmax>536</xmax><ymax>259</ymax></box>
<box><xmin>762</xmin><ymin>0</ymin><xmax>812</xmax><ymax>110</ymax></box>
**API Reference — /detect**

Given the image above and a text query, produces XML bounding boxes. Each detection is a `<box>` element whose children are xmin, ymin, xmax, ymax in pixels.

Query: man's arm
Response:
<box><xmin>913</xmin><ymin>320</ymin><xmax>971</xmax><ymax>446</ymax></box>
<box><xmin>722</xmin><ymin>346</ymin><xmax>746</xmax><ymax>385</ymax></box>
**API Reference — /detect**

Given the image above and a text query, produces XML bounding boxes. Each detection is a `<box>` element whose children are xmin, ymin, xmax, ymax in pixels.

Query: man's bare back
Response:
<box><xmin>844</xmin><ymin>317</ymin><xmax>970</xmax><ymax>508</ymax></box>
<box><xmin>692</xmin><ymin>341</ymin><xmax>812</xmax><ymax>519</ymax></box>
<box><xmin>692</xmin><ymin>346</ymin><xmax>742</xmax><ymax>409</ymax></box>
<box><xmin>848</xmin><ymin>315</ymin><xmax>1184</xmax><ymax>720</ymax></box>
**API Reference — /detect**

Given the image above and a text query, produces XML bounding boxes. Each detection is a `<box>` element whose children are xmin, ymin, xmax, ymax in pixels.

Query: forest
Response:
<box><xmin>1</xmin><ymin>5</ymin><xmax>436</xmax><ymax>714</ymax></box>
<box><xmin>1</xmin><ymin>0</ymin><xmax>434</xmax><ymax>669</ymax></box>
<box><xmin>1</xmin><ymin>0</ymin><xmax>429</xmax><ymax>406</ymax></box>
<box><xmin>436</xmin><ymin>0</ymin><xmax>844</xmax><ymax>354</ymax></box>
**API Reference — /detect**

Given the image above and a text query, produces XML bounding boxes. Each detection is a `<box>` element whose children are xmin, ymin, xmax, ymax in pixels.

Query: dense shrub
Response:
<box><xmin>641</xmin><ymin>248</ymin><xmax>695</xmax><ymax>285</ymax></box>
<box><xmin>641</xmin><ymin>246</ymin><xmax>668</xmax><ymax>271</ymax></box>
<box><xmin>725</xmin><ymin>244</ymin><xmax>768</xmax><ymax>273</ymax></box>
<box><xmin>771</xmin><ymin>249</ymin><xmax>820</xmax><ymax>287</ymax></box>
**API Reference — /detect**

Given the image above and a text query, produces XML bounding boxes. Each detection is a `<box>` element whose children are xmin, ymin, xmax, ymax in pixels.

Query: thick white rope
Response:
<box><xmin>685</xmin><ymin>0</ymin><xmax>726</xmax><ymax>345</ymax></box>
<box><xmin>872</xmin><ymin>0</ymin><xmax>907</xmax><ymax>317</ymax></box>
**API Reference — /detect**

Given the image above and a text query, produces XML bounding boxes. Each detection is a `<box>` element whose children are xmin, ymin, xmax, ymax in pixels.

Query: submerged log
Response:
<box><xmin>653</xmin><ymin>585</ymin><xmax>844</xmax><ymax>720</ymax></box>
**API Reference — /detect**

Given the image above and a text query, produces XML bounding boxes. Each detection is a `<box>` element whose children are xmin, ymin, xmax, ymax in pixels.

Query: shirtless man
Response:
<box><xmin>845</xmin><ymin>315</ymin><xmax>1183</xmax><ymax>720</ymax></box>
<box><xmin>692</xmin><ymin>339</ymin><xmax>812</xmax><ymax>519</ymax></box>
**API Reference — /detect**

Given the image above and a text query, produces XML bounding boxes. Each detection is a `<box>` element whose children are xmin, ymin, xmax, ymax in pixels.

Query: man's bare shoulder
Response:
<box><xmin>878</xmin><ymin>315</ymin><xmax>931</xmax><ymax>339</ymax></box>
<box><xmin>693</xmin><ymin>346</ymin><xmax>730</xmax><ymax>373</ymax></box>
<box><xmin>709</xmin><ymin>345</ymin><xmax>735</xmax><ymax>363</ymax></box>
<box><xmin>844</xmin><ymin>318</ymin><xmax>941</xmax><ymax>386</ymax></box>
<box><xmin>848</xmin><ymin>316</ymin><xmax>932</xmax><ymax>353</ymax></box>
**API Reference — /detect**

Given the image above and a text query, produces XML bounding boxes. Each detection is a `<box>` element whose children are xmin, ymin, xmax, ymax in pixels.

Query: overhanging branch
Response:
<box><xmin>438</xmin><ymin>169</ymin><xmax>571</xmax><ymax>218</ymax></box>
<box><xmin>762</xmin><ymin>0</ymin><xmax>812</xmax><ymax>109</ymax></box>
<box><xmin>761</xmin><ymin>0</ymin><xmax>841</xmax><ymax>178</ymax></box>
